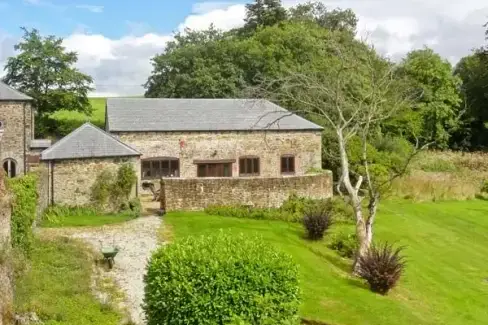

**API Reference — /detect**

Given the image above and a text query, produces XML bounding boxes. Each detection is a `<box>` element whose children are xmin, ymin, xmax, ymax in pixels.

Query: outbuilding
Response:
<box><xmin>41</xmin><ymin>122</ymin><xmax>141</xmax><ymax>206</ymax></box>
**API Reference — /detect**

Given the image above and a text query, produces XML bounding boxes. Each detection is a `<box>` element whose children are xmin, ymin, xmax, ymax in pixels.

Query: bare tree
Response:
<box><xmin>250</xmin><ymin>43</ymin><xmax>427</xmax><ymax>272</ymax></box>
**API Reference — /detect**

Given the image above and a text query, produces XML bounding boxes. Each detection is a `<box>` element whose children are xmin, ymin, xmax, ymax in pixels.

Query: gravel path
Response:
<box><xmin>41</xmin><ymin>216</ymin><xmax>162</xmax><ymax>324</ymax></box>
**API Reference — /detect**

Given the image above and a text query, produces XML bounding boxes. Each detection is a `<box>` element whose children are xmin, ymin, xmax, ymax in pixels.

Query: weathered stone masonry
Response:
<box><xmin>49</xmin><ymin>157</ymin><xmax>140</xmax><ymax>206</ymax></box>
<box><xmin>115</xmin><ymin>131</ymin><xmax>322</xmax><ymax>179</ymax></box>
<box><xmin>0</xmin><ymin>174</ymin><xmax>13</xmax><ymax>325</ymax></box>
<box><xmin>160</xmin><ymin>172</ymin><xmax>333</xmax><ymax>211</ymax></box>
<box><xmin>0</xmin><ymin>101</ymin><xmax>33</xmax><ymax>176</ymax></box>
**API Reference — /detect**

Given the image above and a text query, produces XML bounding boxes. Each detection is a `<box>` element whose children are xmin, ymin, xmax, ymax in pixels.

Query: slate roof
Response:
<box><xmin>41</xmin><ymin>122</ymin><xmax>141</xmax><ymax>160</ymax></box>
<box><xmin>106</xmin><ymin>98</ymin><xmax>323</xmax><ymax>132</ymax></box>
<box><xmin>30</xmin><ymin>139</ymin><xmax>52</xmax><ymax>149</ymax></box>
<box><xmin>0</xmin><ymin>81</ymin><xmax>32</xmax><ymax>101</ymax></box>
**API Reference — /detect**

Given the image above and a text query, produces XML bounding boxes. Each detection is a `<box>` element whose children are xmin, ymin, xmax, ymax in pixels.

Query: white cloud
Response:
<box><xmin>179</xmin><ymin>4</ymin><xmax>246</xmax><ymax>31</ymax></box>
<box><xmin>3</xmin><ymin>0</ymin><xmax>488</xmax><ymax>96</ymax></box>
<box><xmin>75</xmin><ymin>4</ymin><xmax>104</xmax><ymax>13</ymax></box>
<box><xmin>192</xmin><ymin>1</ymin><xmax>236</xmax><ymax>14</ymax></box>
<box><xmin>63</xmin><ymin>33</ymin><xmax>172</xmax><ymax>96</ymax></box>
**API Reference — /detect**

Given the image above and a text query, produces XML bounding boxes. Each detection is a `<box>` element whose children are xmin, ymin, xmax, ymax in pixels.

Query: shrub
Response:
<box><xmin>7</xmin><ymin>173</ymin><xmax>38</xmax><ymax>256</ymax></box>
<box><xmin>328</xmin><ymin>231</ymin><xmax>358</xmax><ymax>258</ymax></box>
<box><xmin>302</xmin><ymin>203</ymin><xmax>332</xmax><ymax>240</ymax></box>
<box><xmin>90</xmin><ymin>169</ymin><xmax>114</xmax><ymax>208</ymax></box>
<box><xmin>127</xmin><ymin>197</ymin><xmax>141</xmax><ymax>218</ymax></box>
<box><xmin>90</xmin><ymin>163</ymin><xmax>137</xmax><ymax>211</ymax></box>
<box><xmin>357</xmin><ymin>242</ymin><xmax>406</xmax><ymax>295</ymax></box>
<box><xmin>204</xmin><ymin>194</ymin><xmax>332</xmax><ymax>224</ymax></box>
<box><xmin>112</xmin><ymin>163</ymin><xmax>137</xmax><ymax>201</ymax></box>
<box><xmin>144</xmin><ymin>232</ymin><xmax>300</xmax><ymax>325</ymax></box>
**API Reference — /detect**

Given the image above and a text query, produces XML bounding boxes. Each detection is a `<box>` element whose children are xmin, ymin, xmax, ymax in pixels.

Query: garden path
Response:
<box><xmin>40</xmin><ymin>215</ymin><xmax>162</xmax><ymax>325</ymax></box>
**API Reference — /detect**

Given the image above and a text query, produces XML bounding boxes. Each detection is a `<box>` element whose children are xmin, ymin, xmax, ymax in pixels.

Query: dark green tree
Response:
<box><xmin>243</xmin><ymin>0</ymin><xmax>288</xmax><ymax>32</ymax></box>
<box><xmin>3</xmin><ymin>28</ymin><xmax>93</xmax><ymax>136</ymax></box>
<box><xmin>289</xmin><ymin>1</ymin><xmax>357</xmax><ymax>33</ymax></box>
<box><xmin>395</xmin><ymin>48</ymin><xmax>462</xmax><ymax>148</ymax></box>
<box><xmin>452</xmin><ymin>51</ymin><xmax>488</xmax><ymax>149</ymax></box>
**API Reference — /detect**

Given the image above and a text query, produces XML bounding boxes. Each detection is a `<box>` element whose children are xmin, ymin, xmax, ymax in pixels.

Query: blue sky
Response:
<box><xmin>0</xmin><ymin>0</ymin><xmax>487</xmax><ymax>96</ymax></box>
<box><xmin>1</xmin><ymin>0</ymin><xmax>244</xmax><ymax>37</ymax></box>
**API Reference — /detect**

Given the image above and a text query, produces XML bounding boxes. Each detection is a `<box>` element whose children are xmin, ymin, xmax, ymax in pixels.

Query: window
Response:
<box><xmin>281</xmin><ymin>155</ymin><xmax>295</xmax><ymax>174</ymax></box>
<box><xmin>142</xmin><ymin>158</ymin><xmax>179</xmax><ymax>179</ymax></box>
<box><xmin>3</xmin><ymin>159</ymin><xmax>17</xmax><ymax>178</ymax></box>
<box><xmin>196</xmin><ymin>162</ymin><xmax>233</xmax><ymax>177</ymax></box>
<box><xmin>239</xmin><ymin>157</ymin><xmax>260</xmax><ymax>176</ymax></box>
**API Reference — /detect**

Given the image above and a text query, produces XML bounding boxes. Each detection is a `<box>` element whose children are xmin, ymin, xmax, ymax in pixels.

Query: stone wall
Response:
<box><xmin>0</xmin><ymin>173</ymin><xmax>13</xmax><ymax>325</ymax></box>
<box><xmin>115</xmin><ymin>130</ymin><xmax>322</xmax><ymax>179</ymax></box>
<box><xmin>0</xmin><ymin>101</ymin><xmax>33</xmax><ymax>176</ymax></box>
<box><xmin>50</xmin><ymin>157</ymin><xmax>140</xmax><ymax>206</ymax></box>
<box><xmin>160</xmin><ymin>172</ymin><xmax>332</xmax><ymax>211</ymax></box>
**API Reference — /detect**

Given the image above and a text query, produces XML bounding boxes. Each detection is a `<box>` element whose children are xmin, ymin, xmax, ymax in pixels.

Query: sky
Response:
<box><xmin>0</xmin><ymin>0</ymin><xmax>487</xmax><ymax>96</ymax></box>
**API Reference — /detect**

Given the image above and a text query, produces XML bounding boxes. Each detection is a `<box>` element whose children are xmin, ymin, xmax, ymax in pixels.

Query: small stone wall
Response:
<box><xmin>0</xmin><ymin>174</ymin><xmax>13</xmax><ymax>325</ymax></box>
<box><xmin>50</xmin><ymin>157</ymin><xmax>140</xmax><ymax>206</ymax></box>
<box><xmin>160</xmin><ymin>172</ymin><xmax>332</xmax><ymax>211</ymax></box>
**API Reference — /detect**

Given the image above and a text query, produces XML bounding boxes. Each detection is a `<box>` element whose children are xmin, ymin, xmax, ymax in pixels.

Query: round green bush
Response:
<box><xmin>143</xmin><ymin>232</ymin><xmax>300</xmax><ymax>325</ymax></box>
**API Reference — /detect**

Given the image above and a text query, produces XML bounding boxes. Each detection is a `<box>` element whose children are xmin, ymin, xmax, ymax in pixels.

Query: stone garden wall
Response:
<box><xmin>50</xmin><ymin>157</ymin><xmax>140</xmax><ymax>206</ymax></box>
<box><xmin>160</xmin><ymin>172</ymin><xmax>333</xmax><ymax>211</ymax></box>
<box><xmin>0</xmin><ymin>174</ymin><xmax>13</xmax><ymax>325</ymax></box>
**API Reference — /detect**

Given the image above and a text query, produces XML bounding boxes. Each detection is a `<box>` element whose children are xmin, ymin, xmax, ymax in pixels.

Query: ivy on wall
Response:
<box><xmin>7</xmin><ymin>173</ymin><xmax>38</xmax><ymax>257</ymax></box>
<box><xmin>91</xmin><ymin>163</ymin><xmax>137</xmax><ymax>212</ymax></box>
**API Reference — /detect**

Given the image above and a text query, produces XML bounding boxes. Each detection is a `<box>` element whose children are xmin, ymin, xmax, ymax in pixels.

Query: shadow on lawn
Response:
<box><xmin>306</xmin><ymin>244</ymin><xmax>352</xmax><ymax>274</ymax></box>
<box><xmin>301</xmin><ymin>319</ymin><xmax>334</xmax><ymax>325</ymax></box>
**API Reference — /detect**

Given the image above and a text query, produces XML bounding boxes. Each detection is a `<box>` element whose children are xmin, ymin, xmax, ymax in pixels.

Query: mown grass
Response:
<box><xmin>49</xmin><ymin>98</ymin><xmax>106</xmax><ymax>131</ymax></box>
<box><xmin>165</xmin><ymin>200</ymin><xmax>488</xmax><ymax>325</ymax></box>
<box><xmin>14</xmin><ymin>237</ymin><xmax>121</xmax><ymax>325</ymax></box>
<box><xmin>41</xmin><ymin>206</ymin><xmax>136</xmax><ymax>228</ymax></box>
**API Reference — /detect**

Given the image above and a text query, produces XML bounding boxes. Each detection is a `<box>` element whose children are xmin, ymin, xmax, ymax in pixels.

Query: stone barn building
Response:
<box><xmin>106</xmin><ymin>98</ymin><xmax>323</xmax><ymax>180</ymax></box>
<box><xmin>40</xmin><ymin>123</ymin><xmax>141</xmax><ymax>206</ymax></box>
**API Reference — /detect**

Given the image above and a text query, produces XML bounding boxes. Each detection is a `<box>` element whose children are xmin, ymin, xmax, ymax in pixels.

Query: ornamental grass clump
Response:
<box><xmin>357</xmin><ymin>242</ymin><xmax>406</xmax><ymax>295</ymax></box>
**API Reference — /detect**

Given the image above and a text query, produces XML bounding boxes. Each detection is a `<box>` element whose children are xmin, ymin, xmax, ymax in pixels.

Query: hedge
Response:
<box><xmin>7</xmin><ymin>173</ymin><xmax>38</xmax><ymax>256</ymax></box>
<box><xmin>143</xmin><ymin>232</ymin><xmax>300</xmax><ymax>325</ymax></box>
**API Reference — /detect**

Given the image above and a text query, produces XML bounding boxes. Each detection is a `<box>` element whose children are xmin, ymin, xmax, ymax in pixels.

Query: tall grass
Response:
<box><xmin>392</xmin><ymin>150</ymin><xmax>488</xmax><ymax>201</ymax></box>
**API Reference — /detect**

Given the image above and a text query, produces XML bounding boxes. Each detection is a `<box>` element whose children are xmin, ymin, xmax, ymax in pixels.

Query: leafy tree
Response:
<box><xmin>289</xmin><ymin>1</ymin><xmax>358</xmax><ymax>33</ymax></box>
<box><xmin>249</xmin><ymin>36</ymin><xmax>423</xmax><ymax>273</ymax></box>
<box><xmin>2</xmin><ymin>28</ymin><xmax>93</xmax><ymax>136</ymax></box>
<box><xmin>395</xmin><ymin>48</ymin><xmax>462</xmax><ymax>148</ymax></box>
<box><xmin>243</xmin><ymin>0</ymin><xmax>288</xmax><ymax>32</ymax></box>
<box><xmin>145</xmin><ymin>21</ymin><xmax>359</xmax><ymax>98</ymax></box>
<box><xmin>144</xmin><ymin>27</ymin><xmax>246</xmax><ymax>98</ymax></box>
<box><xmin>453</xmin><ymin>51</ymin><xmax>488</xmax><ymax>149</ymax></box>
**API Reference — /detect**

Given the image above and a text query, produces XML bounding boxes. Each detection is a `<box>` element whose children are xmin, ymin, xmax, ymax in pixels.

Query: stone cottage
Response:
<box><xmin>40</xmin><ymin>123</ymin><xmax>141</xmax><ymax>206</ymax></box>
<box><xmin>0</xmin><ymin>81</ymin><xmax>50</xmax><ymax>177</ymax></box>
<box><xmin>106</xmin><ymin>98</ymin><xmax>324</xmax><ymax>180</ymax></box>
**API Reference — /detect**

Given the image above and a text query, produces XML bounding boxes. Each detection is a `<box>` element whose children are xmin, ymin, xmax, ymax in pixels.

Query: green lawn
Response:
<box><xmin>165</xmin><ymin>200</ymin><xmax>488</xmax><ymax>325</ymax></box>
<box><xmin>49</xmin><ymin>98</ymin><xmax>107</xmax><ymax>134</ymax></box>
<box><xmin>41</xmin><ymin>208</ymin><xmax>136</xmax><ymax>228</ymax></box>
<box><xmin>15</xmin><ymin>238</ymin><xmax>121</xmax><ymax>325</ymax></box>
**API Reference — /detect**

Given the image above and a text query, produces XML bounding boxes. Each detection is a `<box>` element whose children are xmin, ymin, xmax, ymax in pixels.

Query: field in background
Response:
<box><xmin>49</xmin><ymin>98</ymin><xmax>106</xmax><ymax>134</ymax></box>
<box><xmin>166</xmin><ymin>200</ymin><xmax>488</xmax><ymax>325</ymax></box>
<box><xmin>392</xmin><ymin>150</ymin><xmax>488</xmax><ymax>201</ymax></box>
